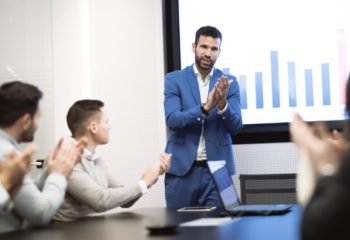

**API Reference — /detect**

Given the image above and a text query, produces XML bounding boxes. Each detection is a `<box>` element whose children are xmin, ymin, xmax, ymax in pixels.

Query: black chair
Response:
<box><xmin>33</xmin><ymin>159</ymin><xmax>45</xmax><ymax>168</ymax></box>
<box><xmin>239</xmin><ymin>174</ymin><xmax>297</xmax><ymax>204</ymax></box>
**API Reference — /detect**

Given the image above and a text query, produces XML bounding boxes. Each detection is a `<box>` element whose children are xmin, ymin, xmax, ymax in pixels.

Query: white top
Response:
<box><xmin>0</xmin><ymin>129</ymin><xmax>67</xmax><ymax>233</ymax></box>
<box><xmin>193</xmin><ymin>65</ymin><xmax>228</xmax><ymax>161</ymax></box>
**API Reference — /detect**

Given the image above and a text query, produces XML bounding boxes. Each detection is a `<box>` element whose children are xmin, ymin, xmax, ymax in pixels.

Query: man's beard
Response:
<box><xmin>195</xmin><ymin>54</ymin><xmax>215</xmax><ymax>72</ymax></box>
<box><xmin>20</xmin><ymin>127</ymin><xmax>35</xmax><ymax>142</ymax></box>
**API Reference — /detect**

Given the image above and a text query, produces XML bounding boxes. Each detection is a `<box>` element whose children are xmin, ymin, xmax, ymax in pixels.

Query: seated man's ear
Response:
<box><xmin>88</xmin><ymin>121</ymin><xmax>98</xmax><ymax>134</ymax></box>
<box><xmin>20</xmin><ymin>113</ymin><xmax>32</xmax><ymax>130</ymax></box>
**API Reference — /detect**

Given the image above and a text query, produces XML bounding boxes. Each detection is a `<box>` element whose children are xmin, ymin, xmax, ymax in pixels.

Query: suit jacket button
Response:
<box><xmin>197</xmin><ymin>117</ymin><xmax>201</xmax><ymax>121</ymax></box>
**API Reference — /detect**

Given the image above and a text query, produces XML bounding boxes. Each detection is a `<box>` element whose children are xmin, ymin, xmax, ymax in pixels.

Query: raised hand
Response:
<box><xmin>47</xmin><ymin>138</ymin><xmax>87</xmax><ymax>178</ymax></box>
<box><xmin>290</xmin><ymin>113</ymin><xmax>346</xmax><ymax>175</ymax></box>
<box><xmin>203</xmin><ymin>87</ymin><xmax>218</xmax><ymax>112</ymax></box>
<box><xmin>0</xmin><ymin>144</ymin><xmax>37</xmax><ymax>198</ymax></box>
<box><xmin>214</xmin><ymin>76</ymin><xmax>233</xmax><ymax>110</ymax></box>
<box><xmin>159</xmin><ymin>153</ymin><xmax>172</xmax><ymax>175</ymax></box>
<box><xmin>141</xmin><ymin>163</ymin><xmax>160</xmax><ymax>188</ymax></box>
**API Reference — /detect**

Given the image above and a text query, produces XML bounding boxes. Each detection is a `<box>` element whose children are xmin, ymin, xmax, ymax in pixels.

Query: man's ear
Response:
<box><xmin>192</xmin><ymin>43</ymin><xmax>196</xmax><ymax>53</ymax></box>
<box><xmin>20</xmin><ymin>113</ymin><xmax>32</xmax><ymax>130</ymax></box>
<box><xmin>89</xmin><ymin>121</ymin><xmax>98</xmax><ymax>134</ymax></box>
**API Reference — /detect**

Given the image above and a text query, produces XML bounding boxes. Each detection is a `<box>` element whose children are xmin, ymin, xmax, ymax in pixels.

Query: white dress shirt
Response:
<box><xmin>193</xmin><ymin>65</ymin><xmax>228</xmax><ymax>161</ymax></box>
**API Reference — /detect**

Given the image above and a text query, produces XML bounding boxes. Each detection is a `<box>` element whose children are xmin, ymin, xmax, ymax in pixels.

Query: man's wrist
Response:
<box><xmin>318</xmin><ymin>163</ymin><xmax>337</xmax><ymax>176</ymax></box>
<box><xmin>201</xmin><ymin>103</ymin><xmax>209</xmax><ymax>116</ymax></box>
<box><xmin>138</xmin><ymin>180</ymin><xmax>149</xmax><ymax>194</ymax></box>
<box><xmin>0</xmin><ymin>183</ymin><xmax>13</xmax><ymax>212</ymax></box>
<box><xmin>0</xmin><ymin>176</ymin><xmax>11</xmax><ymax>193</ymax></box>
<box><xmin>217</xmin><ymin>100</ymin><xmax>227</xmax><ymax>110</ymax></box>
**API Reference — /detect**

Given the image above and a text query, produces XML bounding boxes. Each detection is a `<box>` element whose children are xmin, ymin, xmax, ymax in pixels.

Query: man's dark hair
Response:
<box><xmin>0</xmin><ymin>81</ymin><xmax>43</xmax><ymax>127</ymax></box>
<box><xmin>67</xmin><ymin>99</ymin><xmax>104</xmax><ymax>137</ymax></box>
<box><xmin>195</xmin><ymin>26</ymin><xmax>222</xmax><ymax>45</ymax></box>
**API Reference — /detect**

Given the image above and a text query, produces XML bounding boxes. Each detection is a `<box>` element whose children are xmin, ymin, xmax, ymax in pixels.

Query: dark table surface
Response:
<box><xmin>0</xmin><ymin>205</ymin><xmax>302</xmax><ymax>240</ymax></box>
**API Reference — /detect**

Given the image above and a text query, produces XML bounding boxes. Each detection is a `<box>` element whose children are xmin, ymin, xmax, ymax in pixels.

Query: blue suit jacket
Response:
<box><xmin>164</xmin><ymin>65</ymin><xmax>242</xmax><ymax>176</ymax></box>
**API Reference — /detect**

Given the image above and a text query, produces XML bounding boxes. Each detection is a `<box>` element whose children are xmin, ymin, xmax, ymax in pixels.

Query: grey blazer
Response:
<box><xmin>53</xmin><ymin>154</ymin><xmax>142</xmax><ymax>222</ymax></box>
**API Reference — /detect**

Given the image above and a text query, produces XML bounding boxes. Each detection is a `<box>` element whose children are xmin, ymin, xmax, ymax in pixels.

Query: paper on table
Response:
<box><xmin>180</xmin><ymin>217</ymin><xmax>238</xmax><ymax>227</ymax></box>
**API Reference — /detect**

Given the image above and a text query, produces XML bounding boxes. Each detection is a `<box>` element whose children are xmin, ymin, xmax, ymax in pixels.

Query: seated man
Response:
<box><xmin>54</xmin><ymin>99</ymin><xmax>171</xmax><ymax>222</ymax></box>
<box><xmin>0</xmin><ymin>81</ymin><xmax>86</xmax><ymax>233</ymax></box>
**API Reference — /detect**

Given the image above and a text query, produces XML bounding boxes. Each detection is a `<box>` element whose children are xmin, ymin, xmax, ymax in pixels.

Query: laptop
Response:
<box><xmin>207</xmin><ymin>160</ymin><xmax>292</xmax><ymax>216</ymax></box>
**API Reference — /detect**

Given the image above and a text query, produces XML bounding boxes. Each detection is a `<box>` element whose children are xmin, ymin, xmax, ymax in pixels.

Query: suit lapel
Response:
<box><xmin>187</xmin><ymin>66</ymin><xmax>201</xmax><ymax>104</ymax></box>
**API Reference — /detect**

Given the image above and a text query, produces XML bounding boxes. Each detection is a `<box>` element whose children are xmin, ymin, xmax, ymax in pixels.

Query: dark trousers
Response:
<box><xmin>165</xmin><ymin>162</ymin><xmax>222</xmax><ymax>208</ymax></box>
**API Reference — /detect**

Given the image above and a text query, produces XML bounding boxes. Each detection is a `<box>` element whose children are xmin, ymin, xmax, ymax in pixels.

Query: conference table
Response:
<box><xmin>0</xmin><ymin>205</ymin><xmax>302</xmax><ymax>240</ymax></box>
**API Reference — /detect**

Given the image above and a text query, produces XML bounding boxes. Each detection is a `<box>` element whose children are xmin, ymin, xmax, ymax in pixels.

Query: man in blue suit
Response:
<box><xmin>163</xmin><ymin>26</ymin><xmax>242</xmax><ymax>207</ymax></box>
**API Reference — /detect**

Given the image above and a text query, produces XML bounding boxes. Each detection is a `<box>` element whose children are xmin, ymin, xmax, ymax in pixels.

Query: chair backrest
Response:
<box><xmin>239</xmin><ymin>174</ymin><xmax>297</xmax><ymax>204</ymax></box>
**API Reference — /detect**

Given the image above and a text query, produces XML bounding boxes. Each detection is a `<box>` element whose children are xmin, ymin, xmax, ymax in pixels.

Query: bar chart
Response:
<box><xmin>222</xmin><ymin>30</ymin><xmax>348</xmax><ymax>124</ymax></box>
<box><xmin>223</xmin><ymin>50</ymin><xmax>337</xmax><ymax>109</ymax></box>
<box><xmin>179</xmin><ymin>0</ymin><xmax>350</xmax><ymax>124</ymax></box>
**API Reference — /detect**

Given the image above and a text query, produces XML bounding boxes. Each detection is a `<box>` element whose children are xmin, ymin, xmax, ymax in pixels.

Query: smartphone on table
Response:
<box><xmin>177</xmin><ymin>206</ymin><xmax>217</xmax><ymax>212</ymax></box>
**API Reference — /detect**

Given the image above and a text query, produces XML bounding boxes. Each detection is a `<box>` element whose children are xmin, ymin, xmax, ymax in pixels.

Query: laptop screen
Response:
<box><xmin>207</xmin><ymin>161</ymin><xmax>240</xmax><ymax>210</ymax></box>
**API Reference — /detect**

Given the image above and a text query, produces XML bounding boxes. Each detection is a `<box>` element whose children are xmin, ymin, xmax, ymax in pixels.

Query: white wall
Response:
<box><xmin>89</xmin><ymin>0</ymin><xmax>167</xmax><ymax>208</ymax></box>
<box><xmin>52</xmin><ymin>0</ymin><xmax>92</xmax><ymax>139</ymax></box>
<box><xmin>0</xmin><ymin>0</ymin><xmax>54</xmax><ymax>161</ymax></box>
<box><xmin>51</xmin><ymin>0</ymin><xmax>167</xmax><ymax>208</ymax></box>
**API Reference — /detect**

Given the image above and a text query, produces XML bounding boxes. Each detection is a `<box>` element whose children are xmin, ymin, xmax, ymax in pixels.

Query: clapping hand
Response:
<box><xmin>159</xmin><ymin>153</ymin><xmax>172</xmax><ymax>175</ymax></box>
<box><xmin>0</xmin><ymin>144</ymin><xmax>37</xmax><ymax>198</ymax></box>
<box><xmin>204</xmin><ymin>76</ymin><xmax>233</xmax><ymax>112</ymax></box>
<box><xmin>290</xmin><ymin>113</ymin><xmax>346</xmax><ymax>175</ymax></box>
<box><xmin>47</xmin><ymin>137</ymin><xmax>87</xmax><ymax>177</ymax></box>
<box><xmin>214</xmin><ymin>76</ymin><xmax>233</xmax><ymax>110</ymax></box>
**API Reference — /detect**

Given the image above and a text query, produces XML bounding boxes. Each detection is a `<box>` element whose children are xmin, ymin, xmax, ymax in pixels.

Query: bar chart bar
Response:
<box><xmin>305</xmin><ymin>69</ymin><xmax>314</xmax><ymax>106</ymax></box>
<box><xmin>255</xmin><ymin>72</ymin><xmax>264</xmax><ymax>109</ymax></box>
<box><xmin>321</xmin><ymin>63</ymin><xmax>331</xmax><ymax>105</ymax></box>
<box><xmin>238</xmin><ymin>75</ymin><xmax>247</xmax><ymax>109</ymax></box>
<box><xmin>271</xmin><ymin>51</ymin><xmax>280</xmax><ymax>108</ymax></box>
<box><xmin>287</xmin><ymin>62</ymin><xmax>297</xmax><ymax>107</ymax></box>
